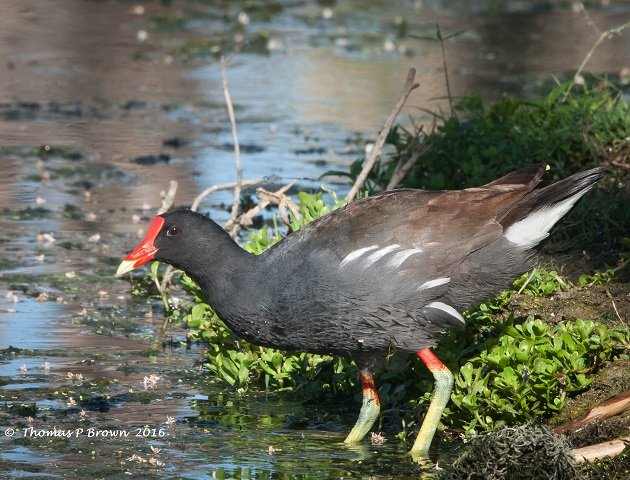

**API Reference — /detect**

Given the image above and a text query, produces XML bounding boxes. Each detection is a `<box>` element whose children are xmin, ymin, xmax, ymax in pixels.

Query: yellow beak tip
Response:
<box><xmin>116</xmin><ymin>260</ymin><xmax>137</xmax><ymax>277</ymax></box>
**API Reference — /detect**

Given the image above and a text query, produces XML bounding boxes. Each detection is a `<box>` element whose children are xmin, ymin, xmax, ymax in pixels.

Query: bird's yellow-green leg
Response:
<box><xmin>344</xmin><ymin>368</ymin><xmax>380</xmax><ymax>444</ymax></box>
<box><xmin>410</xmin><ymin>348</ymin><xmax>454</xmax><ymax>461</ymax></box>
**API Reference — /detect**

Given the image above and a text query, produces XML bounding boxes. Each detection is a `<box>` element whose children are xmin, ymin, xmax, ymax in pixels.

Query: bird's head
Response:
<box><xmin>116</xmin><ymin>209</ymin><xmax>217</xmax><ymax>276</ymax></box>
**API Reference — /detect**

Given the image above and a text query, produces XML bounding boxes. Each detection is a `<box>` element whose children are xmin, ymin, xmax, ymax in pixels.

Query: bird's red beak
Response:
<box><xmin>116</xmin><ymin>216</ymin><xmax>165</xmax><ymax>276</ymax></box>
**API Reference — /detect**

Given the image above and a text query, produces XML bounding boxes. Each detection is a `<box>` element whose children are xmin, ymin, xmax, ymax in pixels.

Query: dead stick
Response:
<box><xmin>562</xmin><ymin>6</ymin><xmax>630</xmax><ymax>100</ymax></box>
<box><xmin>386</xmin><ymin>148</ymin><xmax>425</xmax><ymax>190</ymax></box>
<box><xmin>553</xmin><ymin>390</ymin><xmax>630</xmax><ymax>435</ymax></box>
<box><xmin>344</xmin><ymin>68</ymin><xmax>420</xmax><ymax>202</ymax></box>
<box><xmin>572</xmin><ymin>437</ymin><xmax>630</xmax><ymax>463</ymax></box>
<box><xmin>221</xmin><ymin>56</ymin><xmax>243</xmax><ymax>223</ymax></box>
<box><xmin>158</xmin><ymin>180</ymin><xmax>178</xmax><ymax>215</ymax></box>
<box><xmin>257</xmin><ymin>186</ymin><xmax>301</xmax><ymax>227</ymax></box>
<box><xmin>386</xmin><ymin>133</ymin><xmax>430</xmax><ymax>190</ymax></box>
<box><xmin>227</xmin><ymin>182</ymin><xmax>296</xmax><ymax>237</ymax></box>
<box><xmin>156</xmin><ymin>180</ymin><xmax>178</xmax><ymax>315</ymax></box>
<box><xmin>190</xmin><ymin>179</ymin><xmax>265</xmax><ymax>212</ymax></box>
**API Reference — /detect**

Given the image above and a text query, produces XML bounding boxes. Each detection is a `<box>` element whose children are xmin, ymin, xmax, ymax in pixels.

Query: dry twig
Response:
<box><xmin>225</xmin><ymin>182</ymin><xmax>298</xmax><ymax>237</ymax></box>
<box><xmin>257</xmin><ymin>186</ymin><xmax>301</xmax><ymax>227</ymax></box>
<box><xmin>344</xmin><ymin>68</ymin><xmax>420</xmax><ymax>202</ymax></box>
<box><xmin>572</xmin><ymin>437</ymin><xmax>630</xmax><ymax>463</ymax></box>
<box><xmin>563</xmin><ymin>4</ymin><xmax>630</xmax><ymax>100</ymax></box>
<box><xmin>190</xmin><ymin>178</ymin><xmax>266</xmax><ymax>212</ymax></box>
<box><xmin>221</xmin><ymin>56</ymin><xmax>244</xmax><ymax>223</ymax></box>
<box><xmin>553</xmin><ymin>390</ymin><xmax>630</xmax><ymax>435</ymax></box>
<box><xmin>436</xmin><ymin>24</ymin><xmax>454</xmax><ymax>117</ymax></box>
<box><xmin>385</xmin><ymin>125</ymin><xmax>430</xmax><ymax>190</ymax></box>
<box><xmin>158</xmin><ymin>180</ymin><xmax>178</xmax><ymax>215</ymax></box>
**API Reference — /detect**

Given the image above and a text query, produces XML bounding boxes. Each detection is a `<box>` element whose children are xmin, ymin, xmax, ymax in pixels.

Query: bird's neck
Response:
<box><xmin>178</xmin><ymin>224</ymin><xmax>265</xmax><ymax>339</ymax></box>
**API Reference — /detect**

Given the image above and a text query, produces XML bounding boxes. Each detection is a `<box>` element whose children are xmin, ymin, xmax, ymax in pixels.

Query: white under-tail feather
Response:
<box><xmin>504</xmin><ymin>185</ymin><xmax>595</xmax><ymax>247</ymax></box>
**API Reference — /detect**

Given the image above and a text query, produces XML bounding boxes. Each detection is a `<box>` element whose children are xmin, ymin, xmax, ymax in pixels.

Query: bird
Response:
<box><xmin>116</xmin><ymin>164</ymin><xmax>604</xmax><ymax>460</ymax></box>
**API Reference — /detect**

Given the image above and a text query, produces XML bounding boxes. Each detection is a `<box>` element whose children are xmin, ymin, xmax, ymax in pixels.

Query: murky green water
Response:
<box><xmin>0</xmin><ymin>0</ymin><xmax>628</xmax><ymax>478</ymax></box>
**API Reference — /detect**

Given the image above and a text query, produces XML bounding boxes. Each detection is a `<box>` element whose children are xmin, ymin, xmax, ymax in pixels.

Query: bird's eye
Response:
<box><xmin>166</xmin><ymin>225</ymin><xmax>180</xmax><ymax>237</ymax></box>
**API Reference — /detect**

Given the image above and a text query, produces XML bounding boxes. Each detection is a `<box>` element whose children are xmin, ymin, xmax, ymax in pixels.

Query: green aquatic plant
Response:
<box><xmin>446</xmin><ymin>317</ymin><xmax>628</xmax><ymax>434</ymax></box>
<box><xmin>578</xmin><ymin>267</ymin><xmax>616</xmax><ymax>287</ymax></box>
<box><xmin>513</xmin><ymin>268</ymin><xmax>569</xmax><ymax>296</ymax></box>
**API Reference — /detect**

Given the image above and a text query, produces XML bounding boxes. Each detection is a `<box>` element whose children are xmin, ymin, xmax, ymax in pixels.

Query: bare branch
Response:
<box><xmin>563</xmin><ymin>5</ymin><xmax>630</xmax><ymax>100</ymax></box>
<box><xmin>221</xmin><ymin>56</ymin><xmax>244</xmax><ymax>223</ymax></box>
<box><xmin>190</xmin><ymin>178</ymin><xmax>266</xmax><ymax>212</ymax></box>
<box><xmin>344</xmin><ymin>68</ymin><xmax>420</xmax><ymax>202</ymax></box>
<box><xmin>436</xmin><ymin>24</ymin><xmax>455</xmax><ymax>117</ymax></box>
<box><xmin>226</xmin><ymin>182</ymin><xmax>297</xmax><ymax>237</ymax></box>
<box><xmin>386</xmin><ymin>143</ymin><xmax>430</xmax><ymax>190</ymax></box>
<box><xmin>257</xmin><ymin>186</ymin><xmax>301</xmax><ymax>227</ymax></box>
<box><xmin>158</xmin><ymin>180</ymin><xmax>178</xmax><ymax>215</ymax></box>
<box><xmin>554</xmin><ymin>391</ymin><xmax>630</xmax><ymax>435</ymax></box>
<box><xmin>572</xmin><ymin>437</ymin><xmax>630</xmax><ymax>463</ymax></box>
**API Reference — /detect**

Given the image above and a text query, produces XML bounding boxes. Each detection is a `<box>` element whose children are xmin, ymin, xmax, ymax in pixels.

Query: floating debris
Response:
<box><xmin>37</xmin><ymin>233</ymin><xmax>56</xmax><ymax>244</ymax></box>
<box><xmin>133</xmin><ymin>154</ymin><xmax>170</xmax><ymax>166</ymax></box>
<box><xmin>237</xmin><ymin>11</ymin><xmax>250</xmax><ymax>25</ymax></box>
<box><xmin>37</xmin><ymin>292</ymin><xmax>50</xmax><ymax>302</ymax></box>
<box><xmin>143</xmin><ymin>374</ymin><xmax>161</xmax><ymax>390</ymax></box>
<box><xmin>6</xmin><ymin>291</ymin><xmax>19</xmax><ymax>303</ymax></box>
<box><xmin>370</xmin><ymin>432</ymin><xmax>386</xmax><ymax>445</ymax></box>
<box><xmin>127</xmin><ymin>453</ymin><xmax>147</xmax><ymax>464</ymax></box>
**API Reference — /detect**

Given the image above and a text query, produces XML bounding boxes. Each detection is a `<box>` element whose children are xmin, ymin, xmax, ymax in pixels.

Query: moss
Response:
<box><xmin>550</xmin><ymin>360</ymin><xmax>630</xmax><ymax>429</ymax></box>
<box><xmin>438</xmin><ymin>425</ymin><xmax>581</xmax><ymax>480</ymax></box>
<box><xmin>582</xmin><ymin>449</ymin><xmax>630</xmax><ymax>480</ymax></box>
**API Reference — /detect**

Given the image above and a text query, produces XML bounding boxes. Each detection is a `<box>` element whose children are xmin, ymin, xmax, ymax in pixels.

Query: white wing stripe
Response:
<box><xmin>365</xmin><ymin>244</ymin><xmax>400</xmax><ymax>266</ymax></box>
<box><xmin>389</xmin><ymin>248</ymin><xmax>423</xmax><ymax>267</ymax></box>
<box><xmin>426</xmin><ymin>301</ymin><xmax>465</xmax><ymax>324</ymax></box>
<box><xmin>340</xmin><ymin>246</ymin><xmax>378</xmax><ymax>268</ymax></box>
<box><xmin>418</xmin><ymin>277</ymin><xmax>451</xmax><ymax>290</ymax></box>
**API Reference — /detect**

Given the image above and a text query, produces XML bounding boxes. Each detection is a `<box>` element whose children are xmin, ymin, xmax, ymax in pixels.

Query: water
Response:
<box><xmin>0</xmin><ymin>0</ymin><xmax>628</xmax><ymax>478</ymax></box>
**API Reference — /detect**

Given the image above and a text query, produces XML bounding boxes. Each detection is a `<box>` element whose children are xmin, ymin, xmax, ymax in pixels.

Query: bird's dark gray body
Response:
<box><xmin>118</xmin><ymin>164</ymin><xmax>604</xmax><ymax>457</ymax></box>
<box><xmin>154</xmin><ymin>165</ymin><xmax>605</xmax><ymax>358</ymax></box>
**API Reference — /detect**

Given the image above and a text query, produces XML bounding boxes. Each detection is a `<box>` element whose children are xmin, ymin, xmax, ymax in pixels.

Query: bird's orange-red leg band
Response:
<box><xmin>417</xmin><ymin>348</ymin><xmax>447</xmax><ymax>372</ymax></box>
<box><xmin>359</xmin><ymin>369</ymin><xmax>380</xmax><ymax>407</ymax></box>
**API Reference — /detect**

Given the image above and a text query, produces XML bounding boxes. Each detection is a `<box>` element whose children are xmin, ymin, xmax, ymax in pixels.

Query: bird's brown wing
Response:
<box><xmin>290</xmin><ymin>164</ymin><xmax>546</xmax><ymax>280</ymax></box>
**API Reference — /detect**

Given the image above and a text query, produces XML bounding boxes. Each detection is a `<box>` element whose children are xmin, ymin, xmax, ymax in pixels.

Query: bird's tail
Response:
<box><xmin>501</xmin><ymin>167</ymin><xmax>606</xmax><ymax>248</ymax></box>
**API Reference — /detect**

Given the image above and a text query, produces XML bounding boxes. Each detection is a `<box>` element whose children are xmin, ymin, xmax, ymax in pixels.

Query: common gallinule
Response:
<box><xmin>117</xmin><ymin>164</ymin><xmax>604</xmax><ymax>459</ymax></box>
